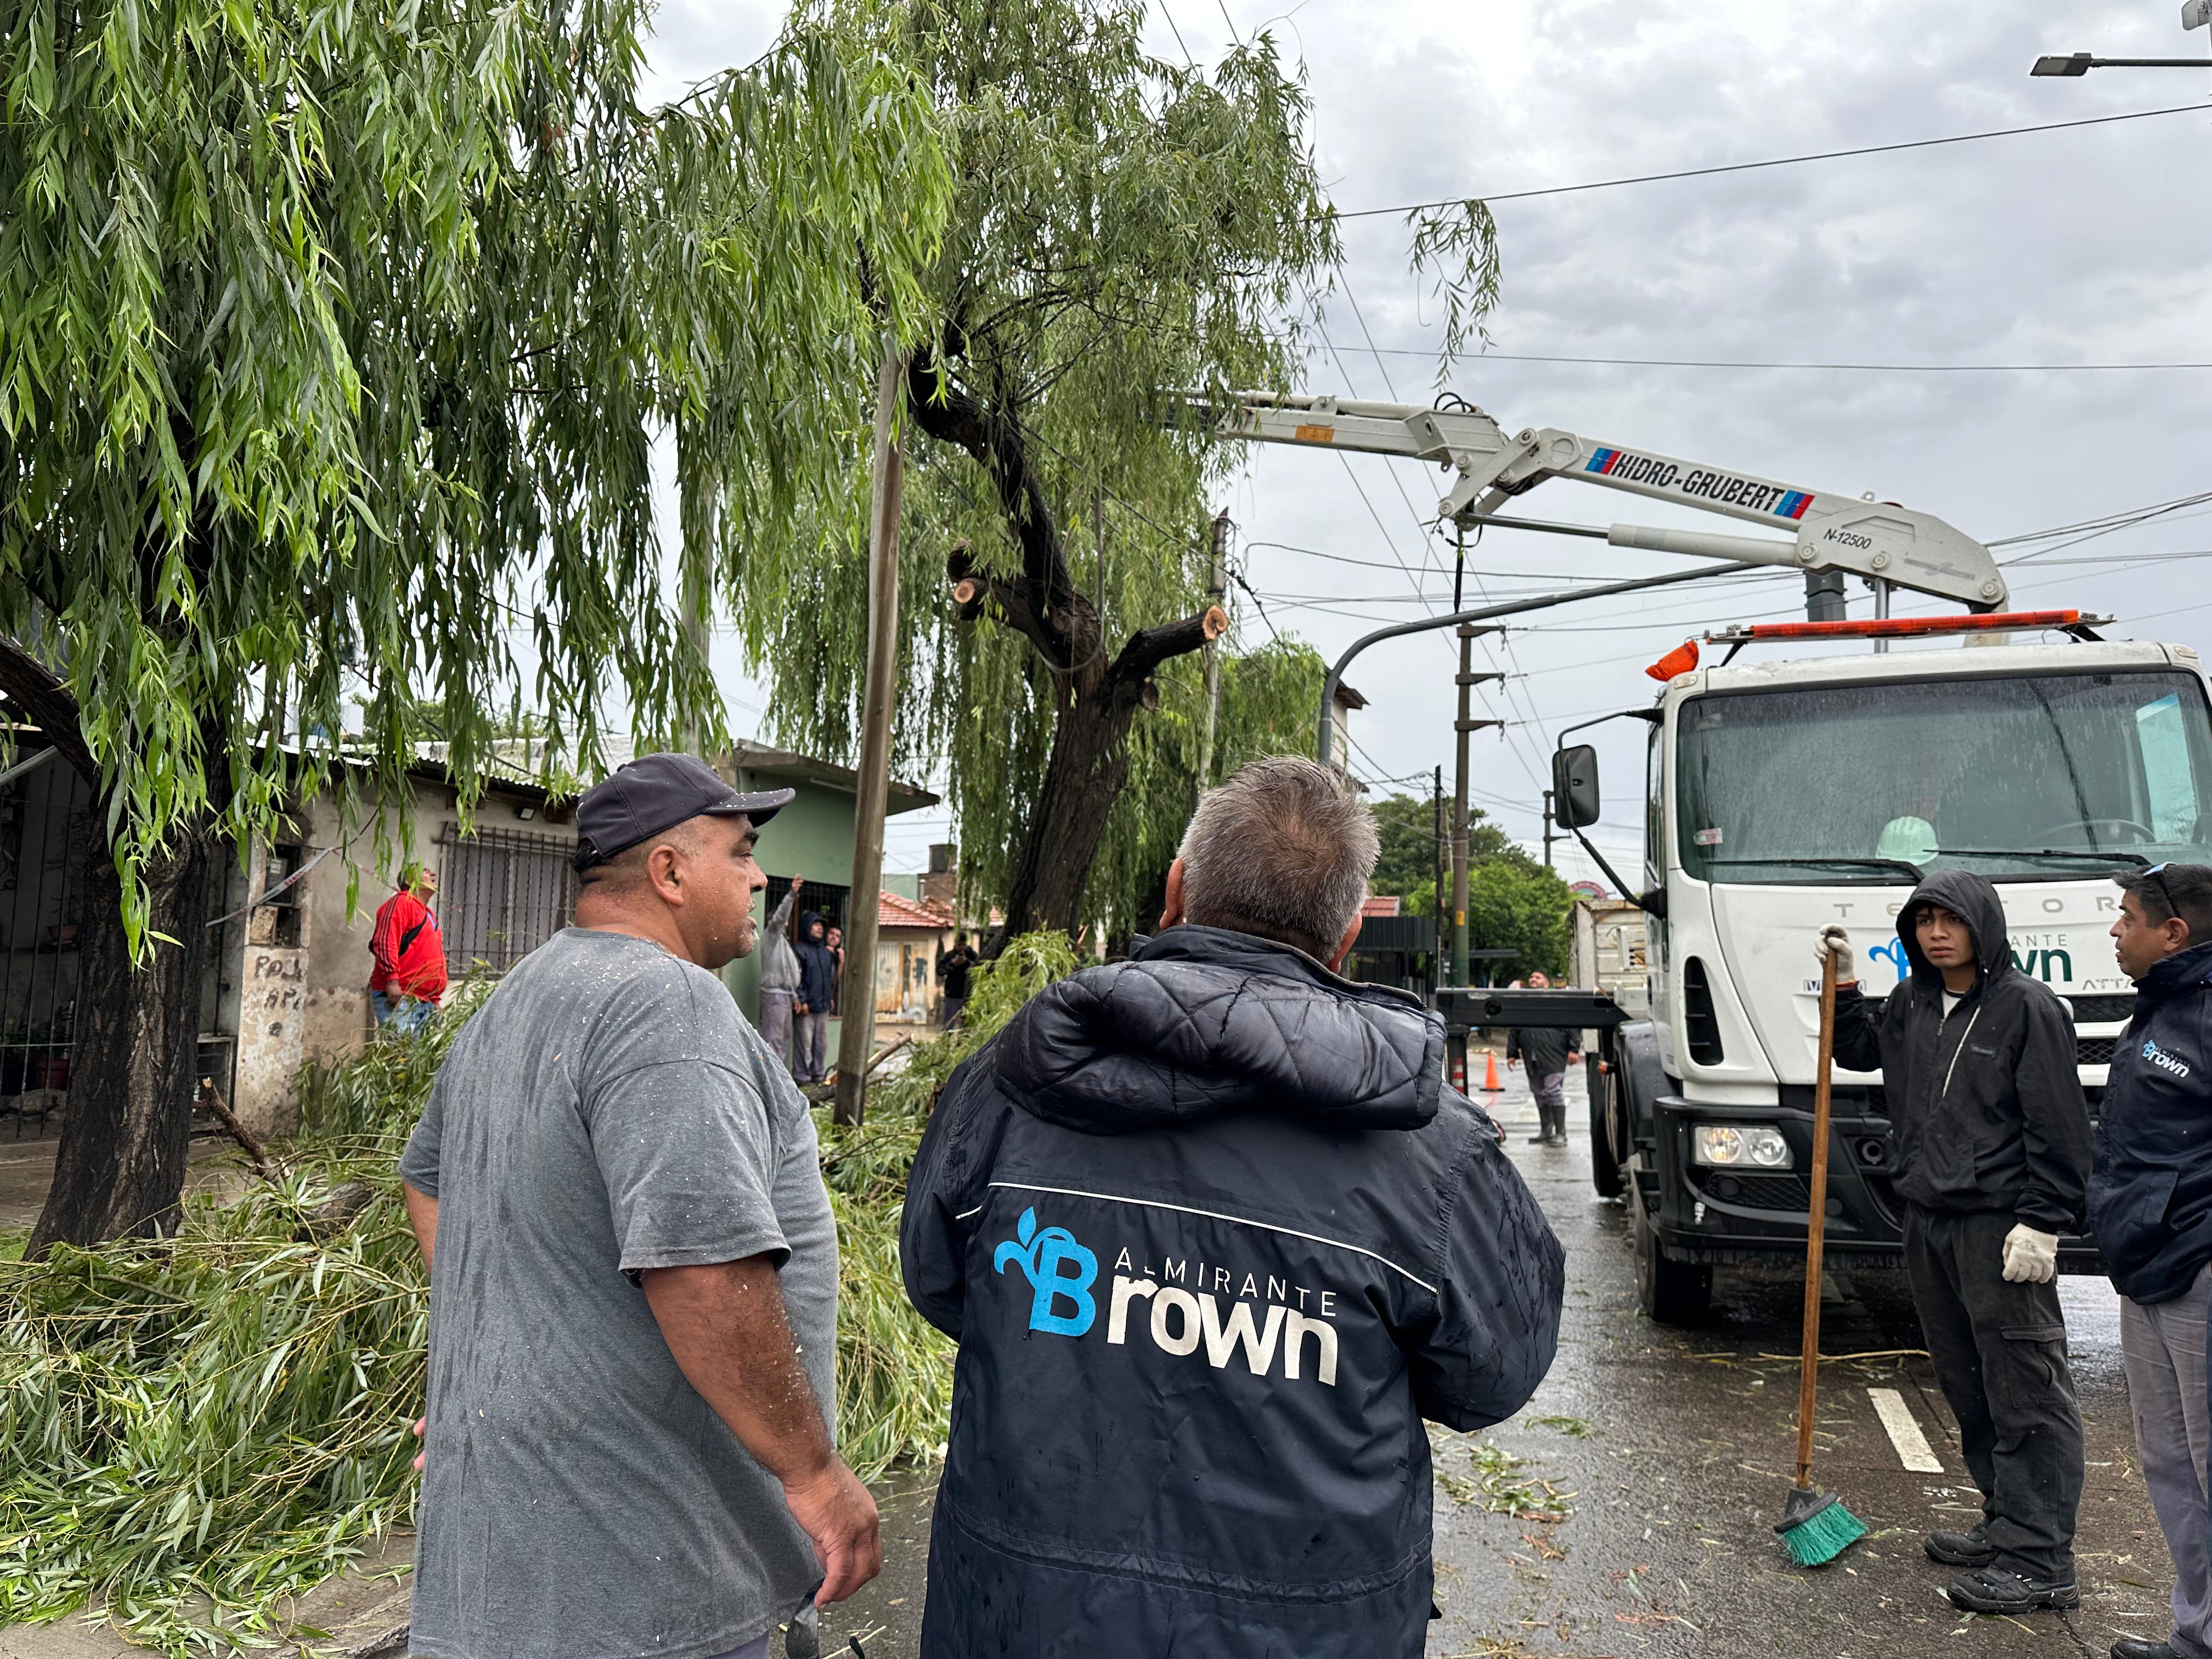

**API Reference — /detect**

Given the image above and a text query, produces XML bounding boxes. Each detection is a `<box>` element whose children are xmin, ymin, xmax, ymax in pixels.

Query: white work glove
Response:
<box><xmin>1814</xmin><ymin>925</ymin><xmax>1854</xmax><ymax>981</ymax></box>
<box><xmin>2001</xmin><ymin>1224</ymin><xmax>2059</xmax><ymax>1285</ymax></box>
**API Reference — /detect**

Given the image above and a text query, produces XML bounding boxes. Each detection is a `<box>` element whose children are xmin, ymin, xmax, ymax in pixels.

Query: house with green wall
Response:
<box><xmin>720</xmin><ymin>740</ymin><xmax>939</xmax><ymax>1049</ymax></box>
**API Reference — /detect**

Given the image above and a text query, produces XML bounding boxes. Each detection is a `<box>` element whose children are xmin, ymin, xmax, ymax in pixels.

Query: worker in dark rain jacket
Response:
<box><xmin>2090</xmin><ymin>863</ymin><xmax>2212</xmax><ymax>1659</ymax></box>
<box><xmin>900</xmin><ymin>757</ymin><xmax>1565</xmax><ymax>1659</ymax></box>
<box><xmin>1820</xmin><ymin>869</ymin><xmax>2092</xmax><ymax>1617</ymax></box>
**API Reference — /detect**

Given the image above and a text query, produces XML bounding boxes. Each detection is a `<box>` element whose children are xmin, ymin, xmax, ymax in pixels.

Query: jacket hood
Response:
<box><xmin>995</xmin><ymin>924</ymin><xmax>1443</xmax><ymax>1135</ymax></box>
<box><xmin>1896</xmin><ymin>868</ymin><xmax>2011</xmax><ymax>986</ymax></box>
<box><xmin>798</xmin><ymin>909</ymin><xmax>827</xmax><ymax>942</ymax></box>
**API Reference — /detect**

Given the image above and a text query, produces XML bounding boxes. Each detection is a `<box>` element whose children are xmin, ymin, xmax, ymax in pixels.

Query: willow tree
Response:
<box><xmin>0</xmin><ymin>1</ymin><xmax>947</xmax><ymax>1251</ymax></box>
<box><xmin>735</xmin><ymin>0</ymin><xmax>1322</xmax><ymax>944</ymax></box>
<box><xmin>740</xmin><ymin>0</ymin><xmax>1499</xmax><ymax>945</ymax></box>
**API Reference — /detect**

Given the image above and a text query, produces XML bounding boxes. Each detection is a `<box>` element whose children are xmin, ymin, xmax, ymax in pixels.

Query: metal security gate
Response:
<box><xmin>0</xmin><ymin>745</ymin><xmax>92</xmax><ymax>1136</ymax></box>
<box><xmin>439</xmin><ymin>823</ymin><xmax>579</xmax><ymax>977</ymax></box>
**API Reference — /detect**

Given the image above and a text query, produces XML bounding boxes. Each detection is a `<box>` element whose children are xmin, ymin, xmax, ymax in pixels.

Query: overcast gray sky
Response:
<box><xmin>650</xmin><ymin>0</ymin><xmax>2212</xmax><ymax>884</ymax></box>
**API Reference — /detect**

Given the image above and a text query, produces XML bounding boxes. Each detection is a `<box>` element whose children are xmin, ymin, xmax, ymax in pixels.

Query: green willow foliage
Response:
<box><xmin>0</xmin><ymin>938</ymin><xmax>1081</xmax><ymax>1654</ymax></box>
<box><xmin>727</xmin><ymin>0</ymin><xmax>1346</xmax><ymax>936</ymax></box>
<box><xmin>0</xmin><ymin>0</ymin><xmax>951</xmax><ymax>941</ymax></box>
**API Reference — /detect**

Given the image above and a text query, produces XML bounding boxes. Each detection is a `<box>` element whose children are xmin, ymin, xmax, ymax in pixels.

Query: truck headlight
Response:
<box><xmin>1693</xmin><ymin>1125</ymin><xmax>1793</xmax><ymax>1169</ymax></box>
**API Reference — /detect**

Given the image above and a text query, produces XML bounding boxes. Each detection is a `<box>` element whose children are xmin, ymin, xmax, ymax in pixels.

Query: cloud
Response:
<box><xmin>653</xmin><ymin>0</ymin><xmax>2212</xmax><ymax>877</ymax></box>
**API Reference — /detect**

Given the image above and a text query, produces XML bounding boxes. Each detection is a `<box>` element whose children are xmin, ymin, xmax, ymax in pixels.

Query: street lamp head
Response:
<box><xmin>2030</xmin><ymin>52</ymin><xmax>2094</xmax><ymax>75</ymax></box>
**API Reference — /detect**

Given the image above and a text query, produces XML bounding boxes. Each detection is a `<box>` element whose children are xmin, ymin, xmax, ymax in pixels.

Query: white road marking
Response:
<box><xmin>1869</xmin><ymin>1386</ymin><xmax>1945</xmax><ymax>1473</ymax></box>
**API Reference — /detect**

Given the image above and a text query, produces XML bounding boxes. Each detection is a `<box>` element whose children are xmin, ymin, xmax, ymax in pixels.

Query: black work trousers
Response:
<box><xmin>1903</xmin><ymin>1206</ymin><xmax>2084</xmax><ymax>1579</ymax></box>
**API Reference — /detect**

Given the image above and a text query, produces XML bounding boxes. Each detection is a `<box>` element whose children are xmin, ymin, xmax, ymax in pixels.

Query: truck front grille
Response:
<box><xmin>2068</xmin><ymin>994</ymin><xmax>2135</xmax><ymax>1023</ymax></box>
<box><xmin>1701</xmin><ymin>1173</ymin><xmax>1812</xmax><ymax>1211</ymax></box>
<box><xmin>2079</xmin><ymin>1036</ymin><xmax>2119</xmax><ymax>1067</ymax></box>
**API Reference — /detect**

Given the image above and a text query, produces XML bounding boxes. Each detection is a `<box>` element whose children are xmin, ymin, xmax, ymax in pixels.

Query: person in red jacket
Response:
<box><xmin>371</xmin><ymin>864</ymin><xmax>447</xmax><ymax>1035</ymax></box>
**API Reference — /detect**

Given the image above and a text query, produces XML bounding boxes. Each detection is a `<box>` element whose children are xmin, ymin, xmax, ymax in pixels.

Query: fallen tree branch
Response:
<box><xmin>822</xmin><ymin>1034</ymin><xmax>915</xmax><ymax>1088</ymax></box>
<box><xmin>196</xmin><ymin>1077</ymin><xmax>273</xmax><ymax>1175</ymax></box>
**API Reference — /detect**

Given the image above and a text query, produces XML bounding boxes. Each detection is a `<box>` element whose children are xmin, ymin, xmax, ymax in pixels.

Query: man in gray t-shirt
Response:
<box><xmin>399</xmin><ymin>754</ymin><xmax>878</xmax><ymax>1659</ymax></box>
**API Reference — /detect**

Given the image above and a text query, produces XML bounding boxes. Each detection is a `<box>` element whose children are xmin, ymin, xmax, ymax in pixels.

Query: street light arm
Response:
<box><xmin>1315</xmin><ymin>562</ymin><xmax>1760</xmax><ymax>766</ymax></box>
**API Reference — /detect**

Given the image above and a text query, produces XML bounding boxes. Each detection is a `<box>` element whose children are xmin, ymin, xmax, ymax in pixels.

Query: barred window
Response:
<box><xmin>438</xmin><ymin>823</ymin><xmax>579</xmax><ymax>976</ymax></box>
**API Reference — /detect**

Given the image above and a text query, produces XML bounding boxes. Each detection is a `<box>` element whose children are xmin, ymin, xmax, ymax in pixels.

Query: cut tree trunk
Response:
<box><xmin>28</xmin><ymin>819</ymin><xmax>219</xmax><ymax>1256</ymax></box>
<box><xmin>906</xmin><ymin>351</ymin><xmax>1226</xmax><ymax>951</ymax></box>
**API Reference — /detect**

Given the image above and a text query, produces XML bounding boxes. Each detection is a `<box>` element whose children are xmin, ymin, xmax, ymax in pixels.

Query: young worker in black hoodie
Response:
<box><xmin>1820</xmin><ymin>870</ymin><xmax>2092</xmax><ymax>1617</ymax></box>
<box><xmin>2090</xmin><ymin>862</ymin><xmax>2212</xmax><ymax>1659</ymax></box>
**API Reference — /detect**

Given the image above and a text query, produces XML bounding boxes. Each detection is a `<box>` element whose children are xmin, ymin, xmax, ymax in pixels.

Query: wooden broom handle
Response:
<box><xmin>1796</xmin><ymin>949</ymin><xmax>1839</xmax><ymax>1488</ymax></box>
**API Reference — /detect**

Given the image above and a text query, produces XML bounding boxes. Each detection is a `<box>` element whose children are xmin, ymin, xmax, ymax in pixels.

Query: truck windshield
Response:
<box><xmin>1677</xmin><ymin>669</ymin><xmax>2212</xmax><ymax>884</ymax></box>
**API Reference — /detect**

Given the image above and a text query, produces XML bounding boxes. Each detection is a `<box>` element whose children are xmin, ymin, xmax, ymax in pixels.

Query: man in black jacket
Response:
<box><xmin>900</xmin><ymin>757</ymin><xmax>1565</xmax><ymax>1659</ymax></box>
<box><xmin>1507</xmin><ymin>970</ymin><xmax>1581</xmax><ymax>1147</ymax></box>
<box><xmin>1821</xmin><ymin>870</ymin><xmax>2092</xmax><ymax>1616</ymax></box>
<box><xmin>2090</xmin><ymin>863</ymin><xmax>2212</xmax><ymax>1659</ymax></box>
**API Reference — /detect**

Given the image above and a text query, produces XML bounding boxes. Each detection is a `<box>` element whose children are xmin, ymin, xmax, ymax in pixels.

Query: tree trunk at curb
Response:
<box><xmin>28</xmin><ymin>820</ymin><xmax>219</xmax><ymax>1256</ymax></box>
<box><xmin>995</xmin><ymin>680</ymin><xmax>1146</xmax><ymax>946</ymax></box>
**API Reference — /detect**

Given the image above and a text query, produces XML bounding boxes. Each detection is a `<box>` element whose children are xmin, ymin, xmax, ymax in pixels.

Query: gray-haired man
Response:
<box><xmin>901</xmin><ymin>756</ymin><xmax>1565</xmax><ymax>1659</ymax></box>
<box><xmin>400</xmin><ymin>754</ymin><xmax>878</xmax><ymax>1659</ymax></box>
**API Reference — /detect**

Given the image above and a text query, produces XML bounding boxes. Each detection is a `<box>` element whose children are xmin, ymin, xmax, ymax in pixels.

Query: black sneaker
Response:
<box><xmin>1946</xmin><ymin>1565</ymin><xmax>2080</xmax><ymax>1613</ymax></box>
<box><xmin>2110</xmin><ymin>1638</ymin><xmax>2178</xmax><ymax>1659</ymax></box>
<box><xmin>1924</xmin><ymin>1525</ymin><xmax>1997</xmax><ymax>1567</ymax></box>
<box><xmin>1525</xmin><ymin>1133</ymin><xmax>1548</xmax><ymax>1143</ymax></box>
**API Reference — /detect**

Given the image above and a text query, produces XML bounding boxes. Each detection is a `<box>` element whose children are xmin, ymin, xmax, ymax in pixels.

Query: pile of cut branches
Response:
<box><xmin>0</xmin><ymin>934</ymin><xmax>1079</xmax><ymax>1654</ymax></box>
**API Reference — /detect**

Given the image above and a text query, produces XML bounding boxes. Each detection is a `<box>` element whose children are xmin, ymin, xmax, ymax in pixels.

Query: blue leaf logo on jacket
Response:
<box><xmin>1866</xmin><ymin>938</ymin><xmax>1910</xmax><ymax>979</ymax></box>
<box><xmin>994</xmin><ymin>1207</ymin><xmax>1098</xmax><ymax>1336</ymax></box>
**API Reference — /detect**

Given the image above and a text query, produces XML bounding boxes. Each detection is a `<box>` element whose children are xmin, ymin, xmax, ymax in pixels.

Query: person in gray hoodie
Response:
<box><xmin>757</xmin><ymin>877</ymin><xmax>803</xmax><ymax>1074</ymax></box>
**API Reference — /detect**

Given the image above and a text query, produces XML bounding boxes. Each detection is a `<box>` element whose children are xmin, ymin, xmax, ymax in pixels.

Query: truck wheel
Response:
<box><xmin>1632</xmin><ymin>1188</ymin><xmax>1713</xmax><ymax>1324</ymax></box>
<box><xmin>1587</xmin><ymin>1051</ymin><xmax>1623</xmax><ymax>1199</ymax></box>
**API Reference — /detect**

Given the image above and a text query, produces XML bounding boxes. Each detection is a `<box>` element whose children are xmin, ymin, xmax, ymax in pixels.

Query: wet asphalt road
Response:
<box><xmin>821</xmin><ymin>1064</ymin><xmax>2176</xmax><ymax>1659</ymax></box>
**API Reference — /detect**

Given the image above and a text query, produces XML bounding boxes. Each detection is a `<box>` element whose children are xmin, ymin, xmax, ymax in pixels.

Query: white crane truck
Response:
<box><xmin>1205</xmin><ymin>391</ymin><xmax>2212</xmax><ymax>1321</ymax></box>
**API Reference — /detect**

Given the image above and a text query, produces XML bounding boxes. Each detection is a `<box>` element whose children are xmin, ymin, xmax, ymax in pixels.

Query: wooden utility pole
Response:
<box><xmin>833</xmin><ymin>341</ymin><xmax>906</xmax><ymax>1127</ymax></box>
<box><xmin>679</xmin><ymin>564</ymin><xmax>711</xmax><ymax>756</ymax></box>
<box><xmin>1431</xmin><ymin>764</ymin><xmax>1446</xmax><ymax>986</ymax></box>
<box><xmin>1451</xmin><ymin>631</ymin><xmax>1504</xmax><ymax>988</ymax></box>
<box><xmin>1193</xmin><ymin>510</ymin><xmax>1231</xmax><ymax>806</ymax></box>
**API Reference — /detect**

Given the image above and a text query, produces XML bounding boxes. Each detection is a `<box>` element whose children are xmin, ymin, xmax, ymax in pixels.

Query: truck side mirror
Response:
<box><xmin>1554</xmin><ymin>744</ymin><xmax>1601</xmax><ymax>829</ymax></box>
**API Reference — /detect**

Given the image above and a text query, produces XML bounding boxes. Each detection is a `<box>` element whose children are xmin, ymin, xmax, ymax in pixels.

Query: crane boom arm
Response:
<box><xmin>1201</xmin><ymin>392</ymin><xmax>2008</xmax><ymax>610</ymax></box>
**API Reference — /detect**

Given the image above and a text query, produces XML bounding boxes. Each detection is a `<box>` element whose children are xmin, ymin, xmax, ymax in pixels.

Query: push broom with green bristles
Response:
<box><xmin>1774</xmin><ymin>949</ymin><xmax>1869</xmax><ymax>1568</ymax></box>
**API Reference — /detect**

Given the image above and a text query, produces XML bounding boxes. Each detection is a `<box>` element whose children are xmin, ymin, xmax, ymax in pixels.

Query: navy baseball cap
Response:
<box><xmin>572</xmin><ymin>753</ymin><xmax>794</xmax><ymax>872</ymax></box>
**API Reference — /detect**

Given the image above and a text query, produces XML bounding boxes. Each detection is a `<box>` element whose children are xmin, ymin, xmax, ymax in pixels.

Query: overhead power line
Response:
<box><xmin>1308</xmin><ymin>344</ymin><xmax>2212</xmax><ymax>374</ymax></box>
<box><xmin>1332</xmin><ymin>103</ymin><xmax>2212</xmax><ymax>219</ymax></box>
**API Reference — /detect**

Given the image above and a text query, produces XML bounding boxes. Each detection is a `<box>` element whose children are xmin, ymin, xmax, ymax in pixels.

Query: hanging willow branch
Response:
<box><xmin>0</xmin><ymin>0</ymin><xmax>952</xmax><ymax>948</ymax></box>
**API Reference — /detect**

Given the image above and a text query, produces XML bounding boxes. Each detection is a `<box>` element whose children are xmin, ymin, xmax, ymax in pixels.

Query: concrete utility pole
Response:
<box><xmin>1193</xmin><ymin>510</ymin><xmax>1231</xmax><ymax>806</ymax></box>
<box><xmin>1542</xmin><ymin>789</ymin><xmax>1558</xmax><ymax>870</ymax></box>
<box><xmin>833</xmin><ymin>340</ymin><xmax>906</xmax><ymax>1128</ymax></box>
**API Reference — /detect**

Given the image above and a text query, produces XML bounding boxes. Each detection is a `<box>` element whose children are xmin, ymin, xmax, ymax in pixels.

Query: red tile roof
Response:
<box><xmin>1361</xmin><ymin>895</ymin><xmax>1401</xmax><ymax>918</ymax></box>
<box><xmin>879</xmin><ymin>890</ymin><xmax>958</xmax><ymax>930</ymax></box>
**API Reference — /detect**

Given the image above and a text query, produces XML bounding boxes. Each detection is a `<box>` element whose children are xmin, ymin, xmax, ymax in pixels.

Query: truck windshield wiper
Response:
<box><xmin>1705</xmin><ymin>856</ymin><xmax>1926</xmax><ymax>882</ymax></box>
<box><xmin>1932</xmin><ymin>847</ymin><xmax>2153</xmax><ymax>870</ymax></box>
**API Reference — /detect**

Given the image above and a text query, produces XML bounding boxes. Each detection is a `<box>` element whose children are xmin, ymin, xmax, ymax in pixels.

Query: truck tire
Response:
<box><xmin>1587</xmin><ymin>1048</ymin><xmax>1624</xmax><ymax>1199</ymax></box>
<box><xmin>1632</xmin><ymin>1185</ymin><xmax>1713</xmax><ymax>1324</ymax></box>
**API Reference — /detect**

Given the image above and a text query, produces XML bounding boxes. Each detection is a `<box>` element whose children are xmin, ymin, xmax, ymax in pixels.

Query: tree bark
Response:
<box><xmin>906</xmin><ymin>349</ymin><xmax>1228</xmax><ymax>950</ymax></box>
<box><xmin>27</xmin><ymin>819</ymin><xmax>219</xmax><ymax>1255</ymax></box>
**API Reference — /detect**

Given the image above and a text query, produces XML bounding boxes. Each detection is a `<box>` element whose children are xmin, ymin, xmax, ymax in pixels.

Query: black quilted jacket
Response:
<box><xmin>899</xmin><ymin>926</ymin><xmax>1566</xmax><ymax>1659</ymax></box>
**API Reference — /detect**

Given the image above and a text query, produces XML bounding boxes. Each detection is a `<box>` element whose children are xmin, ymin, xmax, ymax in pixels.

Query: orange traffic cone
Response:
<box><xmin>1479</xmin><ymin>1047</ymin><xmax>1504</xmax><ymax>1092</ymax></box>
